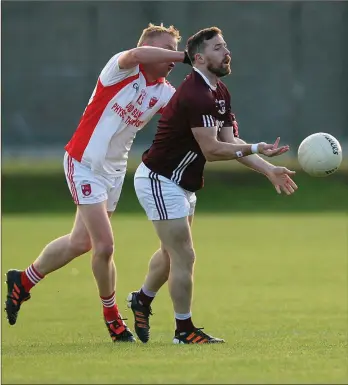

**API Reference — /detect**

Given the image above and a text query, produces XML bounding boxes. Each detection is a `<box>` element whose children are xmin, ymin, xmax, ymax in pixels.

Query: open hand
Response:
<box><xmin>266</xmin><ymin>167</ymin><xmax>298</xmax><ymax>195</ymax></box>
<box><xmin>258</xmin><ymin>137</ymin><xmax>289</xmax><ymax>158</ymax></box>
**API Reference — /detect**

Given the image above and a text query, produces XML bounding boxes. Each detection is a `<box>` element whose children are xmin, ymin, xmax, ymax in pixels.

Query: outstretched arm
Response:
<box><xmin>191</xmin><ymin>125</ymin><xmax>287</xmax><ymax>162</ymax></box>
<box><xmin>219</xmin><ymin>126</ymin><xmax>298</xmax><ymax>195</ymax></box>
<box><xmin>118</xmin><ymin>47</ymin><xmax>186</xmax><ymax>69</ymax></box>
<box><xmin>218</xmin><ymin>126</ymin><xmax>276</xmax><ymax>174</ymax></box>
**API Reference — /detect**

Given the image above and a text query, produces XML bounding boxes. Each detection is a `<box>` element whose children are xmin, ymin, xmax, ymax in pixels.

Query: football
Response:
<box><xmin>297</xmin><ymin>132</ymin><xmax>343</xmax><ymax>177</ymax></box>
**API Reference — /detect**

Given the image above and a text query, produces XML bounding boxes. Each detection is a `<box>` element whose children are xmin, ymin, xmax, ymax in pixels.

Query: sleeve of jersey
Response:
<box><xmin>99</xmin><ymin>51</ymin><xmax>139</xmax><ymax>86</ymax></box>
<box><xmin>187</xmin><ymin>96</ymin><xmax>217</xmax><ymax>128</ymax></box>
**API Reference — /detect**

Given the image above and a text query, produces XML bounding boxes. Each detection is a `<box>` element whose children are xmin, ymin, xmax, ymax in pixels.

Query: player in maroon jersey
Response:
<box><xmin>127</xmin><ymin>27</ymin><xmax>298</xmax><ymax>344</ymax></box>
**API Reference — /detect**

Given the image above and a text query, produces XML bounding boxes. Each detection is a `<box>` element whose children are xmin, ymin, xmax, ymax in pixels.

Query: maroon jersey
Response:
<box><xmin>142</xmin><ymin>68</ymin><xmax>238</xmax><ymax>192</ymax></box>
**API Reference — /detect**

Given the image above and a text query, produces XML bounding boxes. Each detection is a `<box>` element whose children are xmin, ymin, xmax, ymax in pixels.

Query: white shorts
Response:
<box><xmin>63</xmin><ymin>152</ymin><xmax>125</xmax><ymax>212</ymax></box>
<box><xmin>134</xmin><ymin>162</ymin><xmax>197</xmax><ymax>221</ymax></box>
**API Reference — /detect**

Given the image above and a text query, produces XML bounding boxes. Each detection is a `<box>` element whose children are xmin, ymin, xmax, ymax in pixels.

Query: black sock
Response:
<box><xmin>137</xmin><ymin>289</ymin><xmax>154</xmax><ymax>307</ymax></box>
<box><xmin>175</xmin><ymin>317</ymin><xmax>195</xmax><ymax>333</ymax></box>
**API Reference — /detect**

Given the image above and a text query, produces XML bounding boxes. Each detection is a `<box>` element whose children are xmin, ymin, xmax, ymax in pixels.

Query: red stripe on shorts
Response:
<box><xmin>67</xmin><ymin>156</ymin><xmax>79</xmax><ymax>204</ymax></box>
<box><xmin>70</xmin><ymin>157</ymin><xmax>80</xmax><ymax>204</ymax></box>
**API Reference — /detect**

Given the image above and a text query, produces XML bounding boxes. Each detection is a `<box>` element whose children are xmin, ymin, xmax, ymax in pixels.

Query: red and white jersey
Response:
<box><xmin>65</xmin><ymin>52</ymin><xmax>175</xmax><ymax>176</ymax></box>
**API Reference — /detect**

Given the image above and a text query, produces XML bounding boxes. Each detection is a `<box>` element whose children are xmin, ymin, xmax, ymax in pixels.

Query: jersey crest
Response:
<box><xmin>216</xmin><ymin>99</ymin><xmax>226</xmax><ymax>114</ymax></box>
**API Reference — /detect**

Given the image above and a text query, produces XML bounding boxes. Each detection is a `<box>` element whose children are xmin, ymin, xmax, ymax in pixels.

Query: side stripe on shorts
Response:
<box><xmin>154</xmin><ymin>173</ymin><xmax>168</xmax><ymax>219</ymax></box>
<box><xmin>149</xmin><ymin>172</ymin><xmax>168</xmax><ymax>220</ymax></box>
<box><xmin>67</xmin><ymin>156</ymin><xmax>80</xmax><ymax>204</ymax></box>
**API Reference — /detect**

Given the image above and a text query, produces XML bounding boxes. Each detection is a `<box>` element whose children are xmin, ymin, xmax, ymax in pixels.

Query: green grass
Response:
<box><xmin>2</xmin><ymin>213</ymin><xmax>347</xmax><ymax>384</ymax></box>
<box><xmin>3</xmin><ymin>155</ymin><xmax>348</xmax><ymax>174</ymax></box>
<box><xmin>3</xmin><ymin>169</ymin><xmax>347</xmax><ymax>214</ymax></box>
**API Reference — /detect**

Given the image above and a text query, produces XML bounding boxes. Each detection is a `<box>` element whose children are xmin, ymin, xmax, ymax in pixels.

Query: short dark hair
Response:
<box><xmin>186</xmin><ymin>27</ymin><xmax>222</xmax><ymax>63</ymax></box>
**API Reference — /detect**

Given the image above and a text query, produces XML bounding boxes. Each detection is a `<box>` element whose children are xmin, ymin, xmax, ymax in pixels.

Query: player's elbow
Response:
<box><xmin>118</xmin><ymin>49</ymin><xmax>139</xmax><ymax>69</ymax></box>
<box><xmin>204</xmin><ymin>152</ymin><xmax>218</xmax><ymax>162</ymax></box>
<box><xmin>194</xmin><ymin>136</ymin><xmax>221</xmax><ymax>162</ymax></box>
<box><xmin>132</xmin><ymin>47</ymin><xmax>153</xmax><ymax>65</ymax></box>
<box><xmin>131</xmin><ymin>48</ymin><xmax>143</xmax><ymax>64</ymax></box>
<box><xmin>201</xmin><ymin>145</ymin><xmax>220</xmax><ymax>162</ymax></box>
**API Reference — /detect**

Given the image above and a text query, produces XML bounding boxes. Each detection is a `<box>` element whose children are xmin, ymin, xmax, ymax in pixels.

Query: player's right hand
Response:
<box><xmin>257</xmin><ymin>137</ymin><xmax>289</xmax><ymax>157</ymax></box>
<box><xmin>266</xmin><ymin>166</ymin><xmax>298</xmax><ymax>195</ymax></box>
<box><xmin>183</xmin><ymin>51</ymin><xmax>192</xmax><ymax>66</ymax></box>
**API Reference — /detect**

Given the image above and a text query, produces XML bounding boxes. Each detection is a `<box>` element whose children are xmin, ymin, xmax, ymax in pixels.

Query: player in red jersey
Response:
<box><xmin>5</xmin><ymin>23</ymin><xmax>193</xmax><ymax>343</ymax></box>
<box><xmin>127</xmin><ymin>27</ymin><xmax>298</xmax><ymax>344</ymax></box>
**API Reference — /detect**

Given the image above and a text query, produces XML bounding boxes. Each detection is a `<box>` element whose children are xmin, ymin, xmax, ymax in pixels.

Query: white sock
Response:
<box><xmin>141</xmin><ymin>285</ymin><xmax>157</xmax><ymax>298</ymax></box>
<box><xmin>174</xmin><ymin>312</ymin><xmax>192</xmax><ymax>320</ymax></box>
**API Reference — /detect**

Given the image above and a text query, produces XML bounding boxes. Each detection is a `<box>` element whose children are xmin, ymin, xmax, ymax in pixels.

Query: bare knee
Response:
<box><xmin>69</xmin><ymin>236</ymin><xmax>92</xmax><ymax>257</ymax></box>
<box><xmin>93</xmin><ymin>242</ymin><xmax>114</xmax><ymax>261</ymax></box>
<box><xmin>149</xmin><ymin>247</ymin><xmax>170</xmax><ymax>273</ymax></box>
<box><xmin>155</xmin><ymin>218</ymin><xmax>195</xmax><ymax>269</ymax></box>
<box><xmin>165</xmin><ymin>231</ymin><xmax>195</xmax><ymax>266</ymax></box>
<box><xmin>169</xmin><ymin>244</ymin><xmax>196</xmax><ymax>271</ymax></box>
<box><xmin>160</xmin><ymin>245</ymin><xmax>170</xmax><ymax>260</ymax></box>
<box><xmin>182</xmin><ymin>246</ymin><xmax>196</xmax><ymax>266</ymax></box>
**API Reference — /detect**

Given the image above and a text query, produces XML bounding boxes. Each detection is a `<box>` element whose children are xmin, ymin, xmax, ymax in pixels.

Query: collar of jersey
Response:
<box><xmin>193</xmin><ymin>67</ymin><xmax>217</xmax><ymax>91</ymax></box>
<box><xmin>139</xmin><ymin>64</ymin><xmax>165</xmax><ymax>86</ymax></box>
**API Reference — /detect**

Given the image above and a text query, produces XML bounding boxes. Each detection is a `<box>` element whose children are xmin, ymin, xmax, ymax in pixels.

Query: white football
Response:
<box><xmin>297</xmin><ymin>133</ymin><xmax>342</xmax><ymax>177</ymax></box>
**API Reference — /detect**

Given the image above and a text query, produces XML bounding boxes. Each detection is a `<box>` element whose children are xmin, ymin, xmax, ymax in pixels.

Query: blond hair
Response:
<box><xmin>137</xmin><ymin>23</ymin><xmax>181</xmax><ymax>46</ymax></box>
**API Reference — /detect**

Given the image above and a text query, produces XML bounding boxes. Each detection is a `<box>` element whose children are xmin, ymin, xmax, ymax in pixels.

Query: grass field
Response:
<box><xmin>3</xmin><ymin>155</ymin><xmax>348</xmax><ymax>174</ymax></box>
<box><xmin>2</xmin><ymin>213</ymin><xmax>347</xmax><ymax>384</ymax></box>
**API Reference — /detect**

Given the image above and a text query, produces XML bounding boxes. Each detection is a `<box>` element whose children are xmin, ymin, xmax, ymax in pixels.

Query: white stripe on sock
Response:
<box><xmin>101</xmin><ymin>295</ymin><xmax>116</xmax><ymax>308</ymax></box>
<box><xmin>102</xmin><ymin>301</ymin><xmax>115</xmax><ymax>307</ymax></box>
<box><xmin>141</xmin><ymin>286</ymin><xmax>157</xmax><ymax>298</ymax></box>
<box><xmin>26</xmin><ymin>267</ymin><xmax>40</xmax><ymax>284</ymax></box>
<box><xmin>175</xmin><ymin>312</ymin><xmax>192</xmax><ymax>320</ymax></box>
<box><xmin>29</xmin><ymin>265</ymin><xmax>42</xmax><ymax>281</ymax></box>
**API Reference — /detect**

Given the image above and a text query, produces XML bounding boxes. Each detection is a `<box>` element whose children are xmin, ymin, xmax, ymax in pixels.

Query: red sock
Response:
<box><xmin>101</xmin><ymin>292</ymin><xmax>120</xmax><ymax>323</ymax></box>
<box><xmin>21</xmin><ymin>264</ymin><xmax>44</xmax><ymax>292</ymax></box>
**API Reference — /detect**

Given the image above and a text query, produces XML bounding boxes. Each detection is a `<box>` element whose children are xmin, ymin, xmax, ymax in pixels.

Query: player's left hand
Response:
<box><xmin>266</xmin><ymin>167</ymin><xmax>298</xmax><ymax>195</ymax></box>
<box><xmin>258</xmin><ymin>137</ymin><xmax>289</xmax><ymax>157</ymax></box>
